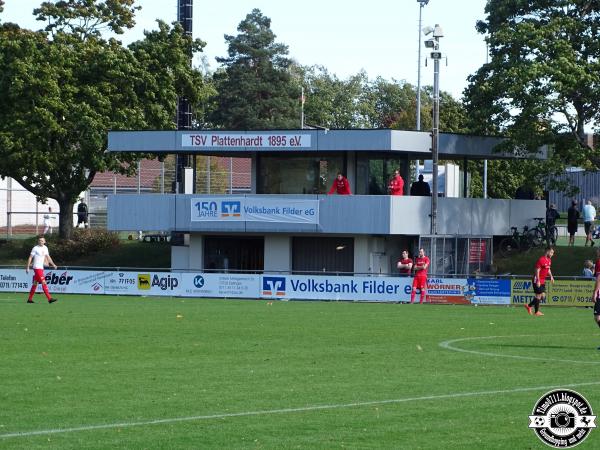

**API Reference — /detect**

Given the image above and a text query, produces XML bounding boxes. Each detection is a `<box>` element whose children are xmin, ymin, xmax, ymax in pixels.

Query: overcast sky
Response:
<box><xmin>2</xmin><ymin>0</ymin><xmax>490</xmax><ymax>98</ymax></box>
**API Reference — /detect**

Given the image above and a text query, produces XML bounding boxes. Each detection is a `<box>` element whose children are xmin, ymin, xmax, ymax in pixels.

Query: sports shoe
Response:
<box><xmin>534</xmin><ymin>311</ymin><xmax>544</xmax><ymax>316</ymax></box>
<box><xmin>48</xmin><ymin>298</ymin><xmax>58</xmax><ymax>304</ymax></box>
<box><xmin>525</xmin><ymin>304</ymin><xmax>532</xmax><ymax>315</ymax></box>
<box><xmin>27</xmin><ymin>300</ymin><xmax>34</xmax><ymax>304</ymax></box>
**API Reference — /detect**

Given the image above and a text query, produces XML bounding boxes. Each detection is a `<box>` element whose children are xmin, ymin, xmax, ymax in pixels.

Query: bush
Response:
<box><xmin>23</xmin><ymin>230</ymin><xmax>120</xmax><ymax>262</ymax></box>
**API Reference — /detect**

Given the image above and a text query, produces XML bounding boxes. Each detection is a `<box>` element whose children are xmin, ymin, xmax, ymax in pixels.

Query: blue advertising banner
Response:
<box><xmin>467</xmin><ymin>278</ymin><xmax>511</xmax><ymax>305</ymax></box>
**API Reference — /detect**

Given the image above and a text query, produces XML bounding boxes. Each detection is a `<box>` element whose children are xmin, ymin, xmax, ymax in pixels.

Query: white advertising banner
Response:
<box><xmin>104</xmin><ymin>271</ymin><xmax>182</xmax><ymax>297</ymax></box>
<box><xmin>180</xmin><ymin>273</ymin><xmax>260</xmax><ymax>298</ymax></box>
<box><xmin>181</xmin><ymin>133</ymin><xmax>311</xmax><ymax>149</ymax></box>
<box><xmin>0</xmin><ymin>269</ymin><xmax>105</xmax><ymax>294</ymax></box>
<box><xmin>260</xmin><ymin>274</ymin><xmax>413</xmax><ymax>302</ymax></box>
<box><xmin>191</xmin><ymin>197</ymin><xmax>319</xmax><ymax>224</ymax></box>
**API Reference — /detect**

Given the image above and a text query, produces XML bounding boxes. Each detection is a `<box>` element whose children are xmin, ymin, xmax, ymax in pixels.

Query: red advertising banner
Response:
<box><xmin>469</xmin><ymin>241</ymin><xmax>487</xmax><ymax>263</ymax></box>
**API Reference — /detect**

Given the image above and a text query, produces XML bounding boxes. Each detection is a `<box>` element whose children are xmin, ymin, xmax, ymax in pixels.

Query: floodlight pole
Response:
<box><xmin>430</xmin><ymin>28</ymin><xmax>441</xmax><ymax>236</ymax></box>
<box><xmin>416</xmin><ymin>0</ymin><xmax>429</xmax><ymax>131</ymax></box>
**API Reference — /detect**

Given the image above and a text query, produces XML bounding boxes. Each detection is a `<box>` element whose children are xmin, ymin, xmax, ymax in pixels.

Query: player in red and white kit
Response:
<box><xmin>526</xmin><ymin>246</ymin><xmax>554</xmax><ymax>316</ymax></box>
<box><xmin>410</xmin><ymin>248</ymin><xmax>430</xmax><ymax>304</ymax></box>
<box><xmin>26</xmin><ymin>236</ymin><xmax>58</xmax><ymax>304</ymax></box>
<box><xmin>328</xmin><ymin>172</ymin><xmax>352</xmax><ymax>195</ymax></box>
<box><xmin>388</xmin><ymin>170</ymin><xmax>404</xmax><ymax>196</ymax></box>
<box><xmin>397</xmin><ymin>250</ymin><xmax>413</xmax><ymax>276</ymax></box>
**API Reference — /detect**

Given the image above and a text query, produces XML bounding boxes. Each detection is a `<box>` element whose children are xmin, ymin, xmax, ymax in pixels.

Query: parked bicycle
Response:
<box><xmin>499</xmin><ymin>225</ymin><xmax>534</xmax><ymax>257</ymax></box>
<box><xmin>529</xmin><ymin>217</ymin><xmax>558</xmax><ymax>247</ymax></box>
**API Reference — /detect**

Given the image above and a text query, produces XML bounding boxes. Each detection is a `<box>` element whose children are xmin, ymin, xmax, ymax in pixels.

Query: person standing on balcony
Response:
<box><xmin>327</xmin><ymin>172</ymin><xmax>351</xmax><ymax>195</ymax></box>
<box><xmin>567</xmin><ymin>200</ymin><xmax>580</xmax><ymax>246</ymax></box>
<box><xmin>388</xmin><ymin>169</ymin><xmax>404</xmax><ymax>196</ymax></box>
<box><xmin>410</xmin><ymin>248</ymin><xmax>430</xmax><ymax>304</ymax></box>
<box><xmin>583</xmin><ymin>200</ymin><xmax>596</xmax><ymax>247</ymax></box>
<box><xmin>410</xmin><ymin>174</ymin><xmax>431</xmax><ymax>196</ymax></box>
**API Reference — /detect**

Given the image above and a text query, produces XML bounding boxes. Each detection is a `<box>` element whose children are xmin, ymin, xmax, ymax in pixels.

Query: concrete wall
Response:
<box><xmin>108</xmin><ymin>194</ymin><xmax>546</xmax><ymax>237</ymax></box>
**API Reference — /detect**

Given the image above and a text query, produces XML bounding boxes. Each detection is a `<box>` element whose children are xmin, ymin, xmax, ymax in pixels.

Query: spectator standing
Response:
<box><xmin>583</xmin><ymin>200</ymin><xmax>596</xmax><ymax>247</ymax></box>
<box><xmin>410</xmin><ymin>174</ymin><xmax>431</xmax><ymax>196</ymax></box>
<box><xmin>43</xmin><ymin>207</ymin><xmax>54</xmax><ymax>235</ymax></box>
<box><xmin>583</xmin><ymin>260</ymin><xmax>594</xmax><ymax>278</ymax></box>
<box><xmin>545</xmin><ymin>203</ymin><xmax>560</xmax><ymax>244</ymax></box>
<box><xmin>567</xmin><ymin>200</ymin><xmax>580</xmax><ymax>246</ymax></box>
<box><xmin>591</xmin><ymin>248</ymin><xmax>600</xmax><ymax>348</ymax></box>
<box><xmin>388</xmin><ymin>170</ymin><xmax>404</xmax><ymax>196</ymax></box>
<box><xmin>396</xmin><ymin>250</ymin><xmax>413</xmax><ymax>276</ymax></box>
<box><xmin>77</xmin><ymin>199</ymin><xmax>89</xmax><ymax>228</ymax></box>
<box><xmin>328</xmin><ymin>172</ymin><xmax>351</xmax><ymax>195</ymax></box>
<box><xmin>25</xmin><ymin>236</ymin><xmax>58</xmax><ymax>304</ymax></box>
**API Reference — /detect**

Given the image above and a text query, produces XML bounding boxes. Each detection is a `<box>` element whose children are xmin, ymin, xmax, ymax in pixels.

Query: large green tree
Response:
<box><xmin>209</xmin><ymin>9</ymin><xmax>299</xmax><ymax>130</ymax></box>
<box><xmin>0</xmin><ymin>0</ymin><xmax>212</xmax><ymax>238</ymax></box>
<box><xmin>464</xmin><ymin>0</ymin><xmax>600</xmax><ymax>169</ymax></box>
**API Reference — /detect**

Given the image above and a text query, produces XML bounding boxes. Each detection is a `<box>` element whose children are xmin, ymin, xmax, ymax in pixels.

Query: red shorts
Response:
<box><xmin>32</xmin><ymin>269</ymin><xmax>46</xmax><ymax>284</ymax></box>
<box><xmin>412</xmin><ymin>276</ymin><xmax>427</xmax><ymax>290</ymax></box>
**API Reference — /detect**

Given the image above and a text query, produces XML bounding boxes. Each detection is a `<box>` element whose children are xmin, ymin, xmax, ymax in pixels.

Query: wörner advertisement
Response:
<box><xmin>0</xmin><ymin>269</ymin><xmax>594</xmax><ymax>305</ymax></box>
<box><xmin>192</xmin><ymin>197</ymin><xmax>319</xmax><ymax>224</ymax></box>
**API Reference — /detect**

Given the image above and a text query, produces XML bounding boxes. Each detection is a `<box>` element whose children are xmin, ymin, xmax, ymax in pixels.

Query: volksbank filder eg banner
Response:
<box><xmin>191</xmin><ymin>197</ymin><xmax>319</xmax><ymax>224</ymax></box>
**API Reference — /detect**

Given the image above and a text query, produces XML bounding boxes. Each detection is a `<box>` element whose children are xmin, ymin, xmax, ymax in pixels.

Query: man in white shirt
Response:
<box><xmin>43</xmin><ymin>207</ymin><xmax>54</xmax><ymax>235</ymax></box>
<box><xmin>25</xmin><ymin>236</ymin><xmax>58</xmax><ymax>304</ymax></box>
<box><xmin>583</xmin><ymin>200</ymin><xmax>597</xmax><ymax>247</ymax></box>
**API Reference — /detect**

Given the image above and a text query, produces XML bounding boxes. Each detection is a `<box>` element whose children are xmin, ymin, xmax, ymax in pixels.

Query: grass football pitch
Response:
<box><xmin>1</xmin><ymin>293</ymin><xmax>600</xmax><ymax>449</ymax></box>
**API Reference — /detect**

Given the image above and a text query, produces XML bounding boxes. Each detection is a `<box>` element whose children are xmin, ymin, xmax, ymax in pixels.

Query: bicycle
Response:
<box><xmin>499</xmin><ymin>225</ymin><xmax>534</xmax><ymax>257</ymax></box>
<box><xmin>529</xmin><ymin>217</ymin><xmax>558</xmax><ymax>247</ymax></box>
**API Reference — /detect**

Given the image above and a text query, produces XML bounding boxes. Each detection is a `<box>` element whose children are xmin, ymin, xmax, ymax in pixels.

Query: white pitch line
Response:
<box><xmin>440</xmin><ymin>335</ymin><xmax>600</xmax><ymax>364</ymax></box>
<box><xmin>3</xmin><ymin>381</ymin><xmax>600</xmax><ymax>439</ymax></box>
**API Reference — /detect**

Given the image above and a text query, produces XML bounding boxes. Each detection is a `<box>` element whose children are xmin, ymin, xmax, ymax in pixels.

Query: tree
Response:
<box><xmin>464</xmin><ymin>0</ymin><xmax>600</xmax><ymax>168</ymax></box>
<box><xmin>0</xmin><ymin>0</ymin><xmax>212</xmax><ymax>238</ymax></box>
<box><xmin>209</xmin><ymin>9</ymin><xmax>299</xmax><ymax>130</ymax></box>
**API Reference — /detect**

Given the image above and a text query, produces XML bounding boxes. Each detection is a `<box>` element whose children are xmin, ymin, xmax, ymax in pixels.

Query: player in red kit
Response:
<box><xmin>397</xmin><ymin>250</ymin><xmax>413</xmax><ymax>276</ymax></box>
<box><xmin>410</xmin><ymin>248</ymin><xmax>430</xmax><ymax>304</ymax></box>
<box><xmin>526</xmin><ymin>246</ymin><xmax>554</xmax><ymax>316</ymax></box>
<box><xmin>591</xmin><ymin>248</ymin><xmax>600</xmax><ymax>349</ymax></box>
<box><xmin>388</xmin><ymin>170</ymin><xmax>404</xmax><ymax>196</ymax></box>
<box><xmin>328</xmin><ymin>172</ymin><xmax>352</xmax><ymax>195</ymax></box>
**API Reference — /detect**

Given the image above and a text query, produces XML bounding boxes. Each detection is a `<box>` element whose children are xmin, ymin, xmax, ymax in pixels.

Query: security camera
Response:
<box><xmin>424</xmin><ymin>39</ymin><xmax>435</xmax><ymax>48</ymax></box>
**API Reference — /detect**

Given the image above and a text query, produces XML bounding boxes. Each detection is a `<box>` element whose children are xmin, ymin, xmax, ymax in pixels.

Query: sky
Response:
<box><xmin>1</xmin><ymin>0</ymin><xmax>490</xmax><ymax>99</ymax></box>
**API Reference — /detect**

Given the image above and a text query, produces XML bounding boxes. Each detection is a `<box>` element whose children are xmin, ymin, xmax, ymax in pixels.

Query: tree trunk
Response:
<box><xmin>57</xmin><ymin>198</ymin><xmax>75</xmax><ymax>240</ymax></box>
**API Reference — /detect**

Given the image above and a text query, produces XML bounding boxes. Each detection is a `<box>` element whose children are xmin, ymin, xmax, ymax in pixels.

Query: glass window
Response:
<box><xmin>356</xmin><ymin>154</ymin><xmax>406</xmax><ymax>195</ymax></box>
<box><xmin>258</xmin><ymin>155</ymin><xmax>344</xmax><ymax>194</ymax></box>
<box><xmin>292</xmin><ymin>237</ymin><xmax>354</xmax><ymax>274</ymax></box>
<box><xmin>204</xmin><ymin>236</ymin><xmax>264</xmax><ymax>273</ymax></box>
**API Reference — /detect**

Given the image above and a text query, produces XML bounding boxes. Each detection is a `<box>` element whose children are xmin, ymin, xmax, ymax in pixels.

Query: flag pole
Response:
<box><xmin>300</xmin><ymin>86</ymin><xmax>305</xmax><ymax>129</ymax></box>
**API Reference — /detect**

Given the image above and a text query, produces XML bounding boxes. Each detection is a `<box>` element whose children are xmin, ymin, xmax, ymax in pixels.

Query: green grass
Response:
<box><xmin>2</xmin><ymin>293</ymin><xmax>600</xmax><ymax>449</ymax></box>
<box><xmin>0</xmin><ymin>240</ymin><xmax>170</xmax><ymax>268</ymax></box>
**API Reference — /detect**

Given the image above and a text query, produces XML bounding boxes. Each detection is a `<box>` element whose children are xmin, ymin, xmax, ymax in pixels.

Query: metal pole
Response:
<box><xmin>416</xmin><ymin>3</ymin><xmax>424</xmax><ymax>131</ymax></box>
<box><xmin>301</xmin><ymin>86</ymin><xmax>305</xmax><ymax>130</ymax></box>
<box><xmin>483</xmin><ymin>160</ymin><xmax>488</xmax><ymax>198</ymax></box>
<box><xmin>161</xmin><ymin>160</ymin><xmax>165</xmax><ymax>194</ymax></box>
<box><xmin>431</xmin><ymin>39</ymin><xmax>440</xmax><ymax>235</ymax></box>
<box><xmin>230</xmin><ymin>157</ymin><xmax>233</xmax><ymax>194</ymax></box>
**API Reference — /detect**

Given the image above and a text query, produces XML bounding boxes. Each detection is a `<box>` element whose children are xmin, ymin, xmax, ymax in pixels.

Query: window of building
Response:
<box><xmin>204</xmin><ymin>236</ymin><xmax>264</xmax><ymax>273</ymax></box>
<box><xmin>292</xmin><ymin>237</ymin><xmax>354</xmax><ymax>274</ymax></box>
<box><xmin>257</xmin><ymin>155</ymin><xmax>345</xmax><ymax>194</ymax></box>
<box><xmin>356</xmin><ymin>155</ymin><xmax>407</xmax><ymax>195</ymax></box>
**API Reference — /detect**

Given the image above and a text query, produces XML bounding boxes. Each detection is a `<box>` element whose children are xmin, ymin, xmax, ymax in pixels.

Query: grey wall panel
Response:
<box><xmin>509</xmin><ymin>200</ymin><xmax>546</xmax><ymax>231</ymax></box>
<box><xmin>389</xmin><ymin>197</ymin><xmax>430</xmax><ymax>234</ymax></box>
<box><xmin>108</xmin><ymin>131</ymin><xmax>177</xmax><ymax>152</ymax></box>
<box><xmin>470</xmin><ymin>199</ymin><xmax>511</xmax><ymax>235</ymax></box>
<box><xmin>437</xmin><ymin>198</ymin><xmax>473</xmax><ymax>235</ymax></box>
<box><xmin>318</xmin><ymin>195</ymin><xmax>390</xmax><ymax>234</ymax></box>
<box><xmin>108</xmin><ymin>195</ymin><xmax>174</xmax><ymax>230</ymax></box>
